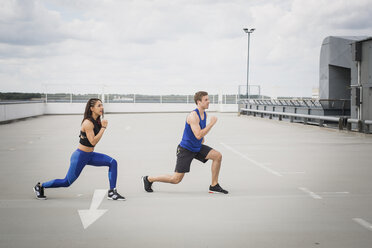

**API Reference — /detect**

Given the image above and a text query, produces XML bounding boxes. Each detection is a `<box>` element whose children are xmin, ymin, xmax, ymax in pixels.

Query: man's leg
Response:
<box><xmin>142</xmin><ymin>173</ymin><xmax>184</xmax><ymax>192</ymax></box>
<box><xmin>205</xmin><ymin>149</ymin><xmax>222</xmax><ymax>186</ymax></box>
<box><xmin>148</xmin><ymin>172</ymin><xmax>184</xmax><ymax>184</ymax></box>
<box><xmin>204</xmin><ymin>148</ymin><xmax>228</xmax><ymax>194</ymax></box>
<box><xmin>142</xmin><ymin>145</ymin><xmax>192</xmax><ymax>192</ymax></box>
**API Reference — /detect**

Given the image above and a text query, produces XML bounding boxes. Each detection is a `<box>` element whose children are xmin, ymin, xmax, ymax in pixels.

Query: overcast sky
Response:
<box><xmin>0</xmin><ymin>0</ymin><xmax>371</xmax><ymax>97</ymax></box>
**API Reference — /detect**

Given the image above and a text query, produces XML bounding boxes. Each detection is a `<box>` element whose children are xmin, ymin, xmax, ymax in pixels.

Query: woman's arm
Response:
<box><xmin>82</xmin><ymin>119</ymin><xmax>107</xmax><ymax>146</ymax></box>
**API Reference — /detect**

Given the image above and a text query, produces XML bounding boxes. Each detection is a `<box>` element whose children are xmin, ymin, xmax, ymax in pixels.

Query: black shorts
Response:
<box><xmin>174</xmin><ymin>144</ymin><xmax>213</xmax><ymax>173</ymax></box>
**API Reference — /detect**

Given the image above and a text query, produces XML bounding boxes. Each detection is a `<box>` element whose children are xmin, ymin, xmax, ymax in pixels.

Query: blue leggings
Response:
<box><xmin>42</xmin><ymin>149</ymin><xmax>117</xmax><ymax>189</ymax></box>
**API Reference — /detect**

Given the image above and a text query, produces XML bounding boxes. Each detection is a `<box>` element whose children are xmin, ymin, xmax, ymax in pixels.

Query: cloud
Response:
<box><xmin>0</xmin><ymin>0</ymin><xmax>101</xmax><ymax>46</ymax></box>
<box><xmin>246</xmin><ymin>0</ymin><xmax>372</xmax><ymax>97</ymax></box>
<box><xmin>0</xmin><ymin>0</ymin><xmax>65</xmax><ymax>45</ymax></box>
<box><xmin>0</xmin><ymin>0</ymin><xmax>372</xmax><ymax>97</ymax></box>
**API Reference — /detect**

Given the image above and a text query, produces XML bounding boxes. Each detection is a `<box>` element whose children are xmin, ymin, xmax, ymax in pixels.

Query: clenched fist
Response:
<box><xmin>101</xmin><ymin>119</ymin><xmax>108</xmax><ymax>128</ymax></box>
<box><xmin>210</xmin><ymin>116</ymin><xmax>218</xmax><ymax>125</ymax></box>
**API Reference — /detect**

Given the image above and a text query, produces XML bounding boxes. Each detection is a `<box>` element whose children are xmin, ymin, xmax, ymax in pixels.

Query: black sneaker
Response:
<box><xmin>107</xmin><ymin>188</ymin><xmax>125</xmax><ymax>201</ymax></box>
<box><xmin>33</xmin><ymin>182</ymin><xmax>47</xmax><ymax>200</ymax></box>
<box><xmin>209</xmin><ymin>183</ymin><xmax>228</xmax><ymax>194</ymax></box>
<box><xmin>142</xmin><ymin>176</ymin><xmax>153</xmax><ymax>192</ymax></box>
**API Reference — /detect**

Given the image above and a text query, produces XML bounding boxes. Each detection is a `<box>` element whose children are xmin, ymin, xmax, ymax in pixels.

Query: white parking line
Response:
<box><xmin>320</xmin><ymin>192</ymin><xmax>349</xmax><ymax>194</ymax></box>
<box><xmin>281</xmin><ymin>172</ymin><xmax>306</xmax><ymax>174</ymax></box>
<box><xmin>353</xmin><ymin>218</ymin><xmax>372</xmax><ymax>231</ymax></box>
<box><xmin>261</xmin><ymin>162</ymin><xmax>272</xmax><ymax>165</ymax></box>
<box><xmin>220</xmin><ymin>142</ymin><xmax>282</xmax><ymax>177</ymax></box>
<box><xmin>298</xmin><ymin>187</ymin><xmax>322</xmax><ymax>199</ymax></box>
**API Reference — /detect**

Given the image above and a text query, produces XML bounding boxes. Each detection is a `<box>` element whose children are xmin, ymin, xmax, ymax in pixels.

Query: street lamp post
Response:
<box><xmin>243</xmin><ymin>28</ymin><xmax>255</xmax><ymax>99</ymax></box>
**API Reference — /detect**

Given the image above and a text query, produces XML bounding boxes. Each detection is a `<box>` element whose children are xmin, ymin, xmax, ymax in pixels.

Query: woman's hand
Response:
<box><xmin>101</xmin><ymin>119</ymin><xmax>108</xmax><ymax>128</ymax></box>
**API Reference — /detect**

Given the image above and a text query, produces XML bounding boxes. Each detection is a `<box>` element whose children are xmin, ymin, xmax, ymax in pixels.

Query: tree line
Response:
<box><xmin>0</xmin><ymin>92</ymin><xmax>42</xmax><ymax>100</ymax></box>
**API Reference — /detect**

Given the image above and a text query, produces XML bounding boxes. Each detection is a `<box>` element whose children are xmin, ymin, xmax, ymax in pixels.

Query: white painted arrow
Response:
<box><xmin>78</xmin><ymin>189</ymin><xmax>108</xmax><ymax>229</ymax></box>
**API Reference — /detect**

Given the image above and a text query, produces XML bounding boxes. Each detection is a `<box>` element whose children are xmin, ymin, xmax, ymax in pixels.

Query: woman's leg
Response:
<box><xmin>42</xmin><ymin>150</ymin><xmax>91</xmax><ymax>188</ymax></box>
<box><xmin>87</xmin><ymin>152</ymin><xmax>118</xmax><ymax>189</ymax></box>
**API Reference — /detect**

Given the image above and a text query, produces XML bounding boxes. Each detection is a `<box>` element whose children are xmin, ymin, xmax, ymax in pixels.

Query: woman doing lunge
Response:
<box><xmin>33</xmin><ymin>98</ymin><xmax>125</xmax><ymax>201</ymax></box>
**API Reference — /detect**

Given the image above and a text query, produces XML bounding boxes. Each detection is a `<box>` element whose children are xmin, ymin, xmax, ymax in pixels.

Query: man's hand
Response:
<box><xmin>210</xmin><ymin>116</ymin><xmax>217</xmax><ymax>125</ymax></box>
<box><xmin>188</xmin><ymin>112</ymin><xmax>216</xmax><ymax>140</ymax></box>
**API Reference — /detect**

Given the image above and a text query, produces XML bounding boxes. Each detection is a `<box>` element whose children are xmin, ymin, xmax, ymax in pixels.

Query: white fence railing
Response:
<box><xmin>43</xmin><ymin>93</ymin><xmax>240</xmax><ymax>104</ymax></box>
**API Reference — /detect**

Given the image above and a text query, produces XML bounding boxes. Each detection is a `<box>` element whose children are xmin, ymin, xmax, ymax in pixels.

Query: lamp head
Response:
<box><xmin>243</xmin><ymin>28</ymin><xmax>255</xmax><ymax>33</ymax></box>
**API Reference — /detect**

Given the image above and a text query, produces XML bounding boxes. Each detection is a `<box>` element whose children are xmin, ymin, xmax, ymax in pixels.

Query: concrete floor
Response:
<box><xmin>0</xmin><ymin>113</ymin><xmax>372</xmax><ymax>248</ymax></box>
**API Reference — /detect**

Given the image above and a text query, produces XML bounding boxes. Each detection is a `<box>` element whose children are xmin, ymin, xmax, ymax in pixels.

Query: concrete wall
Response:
<box><xmin>1</xmin><ymin>102</ymin><xmax>238</xmax><ymax>122</ymax></box>
<box><xmin>44</xmin><ymin>102</ymin><xmax>237</xmax><ymax>114</ymax></box>
<box><xmin>360</xmin><ymin>39</ymin><xmax>372</xmax><ymax>121</ymax></box>
<box><xmin>350</xmin><ymin>38</ymin><xmax>372</xmax><ymax>121</ymax></box>
<box><xmin>0</xmin><ymin>102</ymin><xmax>44</xmax><ymax>122</ymax></box>
<box><xmin>44</xmin><ymin>103</ymin><xmax>86</xmax><ymax>115</ymax></box>
<box><xmin>329</xmin><ymin>65</ymin><xmax>351</xmax><ymax>99</ymax></box>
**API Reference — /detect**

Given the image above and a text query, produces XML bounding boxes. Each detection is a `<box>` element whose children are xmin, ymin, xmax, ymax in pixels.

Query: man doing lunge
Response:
<box><xmin>142</xmin><ymin>91</ymin><xmax>228</xmax><ymax>194</ymax></box>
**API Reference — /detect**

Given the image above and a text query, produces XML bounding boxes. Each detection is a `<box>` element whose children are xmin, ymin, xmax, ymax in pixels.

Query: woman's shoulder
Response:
<box><xmin>82</xmin><ymin>118</ymin><xmax>94</xmax><ymax>129</ymax></box>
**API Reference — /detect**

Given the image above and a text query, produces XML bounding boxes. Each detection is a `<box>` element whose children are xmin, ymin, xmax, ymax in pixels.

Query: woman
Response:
<box><xmin>33</xmin><ymin>98</ymin><xmax>125</xmax><ymax>201</ymax></box>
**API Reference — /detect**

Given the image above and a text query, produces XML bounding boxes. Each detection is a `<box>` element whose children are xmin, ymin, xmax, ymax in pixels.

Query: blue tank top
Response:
<box><xmin>179</xmin><ymin>108</ymin><xmax>207</xmax><ymax>152</ymax></box>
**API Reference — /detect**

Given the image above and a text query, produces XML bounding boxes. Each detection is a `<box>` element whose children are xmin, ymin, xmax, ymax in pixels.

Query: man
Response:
<box><xmin>142</xmin><ymin>91</ymin><xmax>228</xmax><ymax>194</ymax></box>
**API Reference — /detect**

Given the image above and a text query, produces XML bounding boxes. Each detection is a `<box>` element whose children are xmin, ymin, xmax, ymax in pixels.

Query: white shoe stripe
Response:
<box><xmin>209</xmin><ymin>191</ymin><xmax>223</xmax><ymax>194</ymax></box>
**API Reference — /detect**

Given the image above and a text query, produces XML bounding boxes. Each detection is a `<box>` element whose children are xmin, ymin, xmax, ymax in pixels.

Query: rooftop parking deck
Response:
<box><xmin>1</xmin><ymin>113</ymin><xmax>372</xmax><ymax>248</ymax></box>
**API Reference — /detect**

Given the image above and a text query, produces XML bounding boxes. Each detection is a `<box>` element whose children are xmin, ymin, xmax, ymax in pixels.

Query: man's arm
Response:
<box><xmin>188</xmin><ymin>111</ymin><xmax>217</xmax><ymax>140</ymax></box>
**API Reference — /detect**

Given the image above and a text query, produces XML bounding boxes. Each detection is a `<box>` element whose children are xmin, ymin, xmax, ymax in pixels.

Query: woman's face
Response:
<box><xmin>90</xmin><ymin>100</ymin><xmax>104</xmax><ymax>116</ymax></box>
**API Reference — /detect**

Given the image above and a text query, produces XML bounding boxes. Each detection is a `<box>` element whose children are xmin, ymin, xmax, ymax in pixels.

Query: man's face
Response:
<box><xmin>198</xmin><ymin>95</ymin><xmax>210</xmax><ymax>109</ymax></box>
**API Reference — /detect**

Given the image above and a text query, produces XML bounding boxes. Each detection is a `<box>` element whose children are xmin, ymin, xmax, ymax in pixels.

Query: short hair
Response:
<box><xmin>194</xmin><ymin>91</ymin><xmax>208</xmax><ymax>104</ymax></box>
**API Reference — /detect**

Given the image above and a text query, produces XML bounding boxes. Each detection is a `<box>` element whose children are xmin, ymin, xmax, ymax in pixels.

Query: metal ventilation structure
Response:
<box><xmin>239</xmin><ymin>36</ymin><xmax>372</xmax><ymax>133</ymax></box>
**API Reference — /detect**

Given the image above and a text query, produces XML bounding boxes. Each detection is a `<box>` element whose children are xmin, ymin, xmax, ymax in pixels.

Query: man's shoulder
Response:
<box><xmin>190</xmin><ymin>109</ymin><xmax>198</xmax><ymax>115</ymax></box>
<box><xmin>186</xmin><ymin>110</ymin><xmax>198</xmax><ymax>123</ymax></box>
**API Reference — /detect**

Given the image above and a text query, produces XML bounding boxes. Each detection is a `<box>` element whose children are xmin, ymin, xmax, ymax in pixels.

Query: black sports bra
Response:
<box><xmin>79</xmin><ymin>118</ymin><xmax>101</xmax><ymax>147</ymax></box>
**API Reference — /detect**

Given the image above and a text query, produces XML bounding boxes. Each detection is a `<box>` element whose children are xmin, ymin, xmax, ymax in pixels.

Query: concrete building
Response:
<box><xmin>350</xmin><ymin>37</ymin><xmax>372</xmax><ymax>121</ymax></box>
<box><xmin>319</xmin><ymin>36</ymin><xmax>372</xmax><ymax>122</ymax></box>
<box><xmin>319</xmin><ymin>36</ymin><xmax>367</xmax><ymax>100</ymax></box>
<box><xmin>237</xmin><ymin>36</ymin><xmax>372</xmax><ymax>133</ymax></box>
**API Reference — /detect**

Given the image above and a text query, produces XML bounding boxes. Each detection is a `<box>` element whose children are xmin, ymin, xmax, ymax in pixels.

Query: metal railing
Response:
<box><xmin>346</xmin><ymin>119</ymin><xmax>372</xmax><ymax>133</ymax></box>
<box><xmin>240</xmin><ymin>99</ymin><xmax>350</xmax><ymax>110</ymax></box>
<box><xmin>240</xmin><ymin>99</ymin><xmax>323</xmax><ymax>108</ymax></box>
<box><xmin>364</xmin><ymin>120</ymin><xmax>372</xmax><ymax>133</ymax></box>
<box><xmin>240</xmin><ymin>108</ymin><xmax>372</xmax><ymax>133</ymax></box>
<box><xmin>240</xmin><ymin>108</ymin><xmax>344</xmax><ymax>127</ymax></box>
